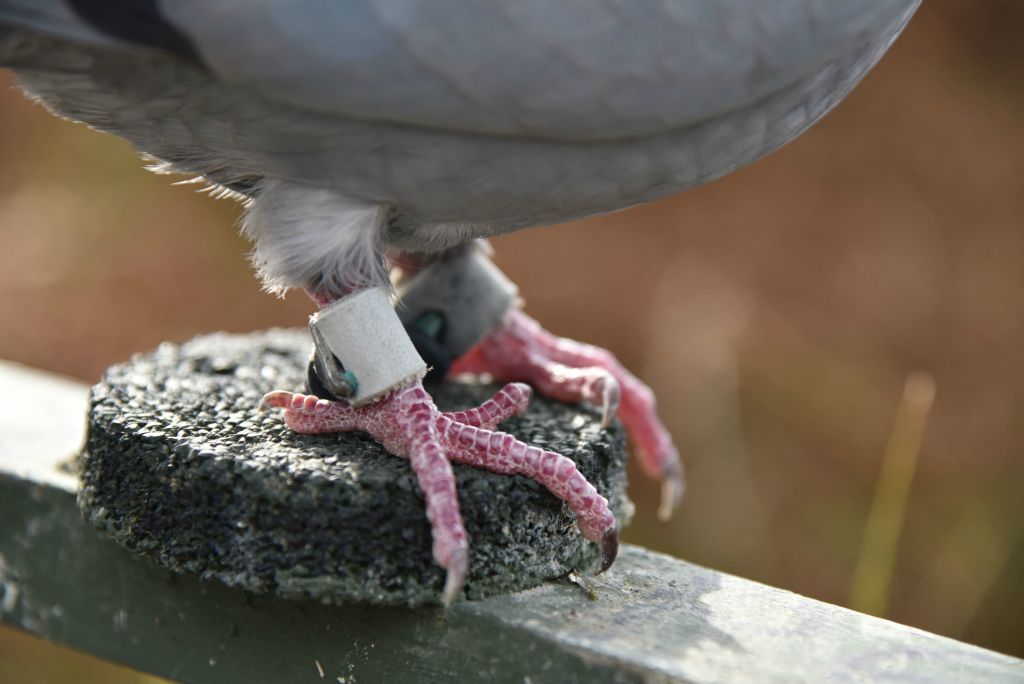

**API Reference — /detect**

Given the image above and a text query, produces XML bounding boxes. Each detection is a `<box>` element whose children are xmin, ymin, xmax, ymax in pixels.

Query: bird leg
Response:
<box><xmin>451</xmin><ymin>309</ymin><xmax>684</xmax><ymax>521</ymax></box>
<box><xmin>393</xmin><ymin>244</ymin><xmax>685</xmax><ymax>521</ymax></box>
<box><xmin>261</xmin><ymin>285</ymin><xmax>618</xmax><ymax>604</ymax></box>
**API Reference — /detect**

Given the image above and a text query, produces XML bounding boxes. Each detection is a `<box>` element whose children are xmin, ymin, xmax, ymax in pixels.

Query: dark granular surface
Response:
<box><xmin>80</xmin><ymin>329</ymin><xmax>632</xmax><ymax>606</ymax></box>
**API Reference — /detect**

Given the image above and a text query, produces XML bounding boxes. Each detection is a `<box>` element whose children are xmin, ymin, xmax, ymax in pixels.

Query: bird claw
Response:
<box><xmin>261</xmin><ymin>380</ymin><xmax>618</xmax><ymax>602</ymax></box>
<box><xmin>450</xmin><ymin>309</ymin><xmax>684</xmax><ymax>517</ymax></box>
<box><xmin>658</xmin><ymin>462</ymin><xmax>686</xmax><ymax>522</ymax></box>
<box><xmin>441</xmin><ymin>547</ymin><xmax>469</xmax><ymax>606</ymax></box>
<box><xmin>258</xmin><ymin>389</ymin><xmax>334</xmax><ymax>414</ymax></box>
<box><xmin>590</xmin><ymin>372</ymin><xmax>620</xmax><ymax>429</ymax></box>
<box><xmin>598</xmin><ymin>527</ymin><xmax>619</xmax><ymax>574</ymax></box>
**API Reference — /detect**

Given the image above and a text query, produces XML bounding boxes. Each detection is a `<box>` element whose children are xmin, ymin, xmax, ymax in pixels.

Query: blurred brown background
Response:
<box><xmin>1</xmin><ymin>2</ymin><xmax>1023</xmax><ymax>680</ymax></box>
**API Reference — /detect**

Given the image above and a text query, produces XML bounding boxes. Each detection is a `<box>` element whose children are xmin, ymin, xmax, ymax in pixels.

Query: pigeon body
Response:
<box><xmin>0</xmin><ymin>0</ymin><xmax>922</xmax><ymax>603</ymax></box>
<box><xmin>1</xmin><ymin>0</ymin><xmax>919</xmax><ymax>294</ymax></box>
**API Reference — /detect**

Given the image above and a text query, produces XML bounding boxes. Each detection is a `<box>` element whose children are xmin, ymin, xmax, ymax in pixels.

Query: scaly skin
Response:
<box><xmin>260</xmin><ymin>381</ymin><xmax>617</xmax><ymax>605</ymax></box>
<box><xmin>451</xmin><ymin>308</ymin><xmax>685</xmax><ymax>521</ymax></box>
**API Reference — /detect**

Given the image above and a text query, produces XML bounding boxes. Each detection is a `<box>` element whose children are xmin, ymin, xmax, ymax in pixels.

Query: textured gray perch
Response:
<box><xmin>79</xmin><ymin>330</ymin><xmax>631</xmax><ymax>606</ymax></box>
<box><xmin>2</xmin><ymin>360</ymin><xmax>1023</xmax><ymax>683</ymax></box>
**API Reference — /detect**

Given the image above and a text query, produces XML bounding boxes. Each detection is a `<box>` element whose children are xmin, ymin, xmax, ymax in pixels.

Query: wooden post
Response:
<box><xmin>1</xmin><ymin>360</ymin><xmax>1021</xmax><ymax>683</ymax></box>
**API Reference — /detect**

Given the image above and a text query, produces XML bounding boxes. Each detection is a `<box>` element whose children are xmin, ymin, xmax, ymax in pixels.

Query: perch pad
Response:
<box><xmin>80</xmin><ymin>330</ymin><xmax>632</xmax><ymax>606</ymax></box>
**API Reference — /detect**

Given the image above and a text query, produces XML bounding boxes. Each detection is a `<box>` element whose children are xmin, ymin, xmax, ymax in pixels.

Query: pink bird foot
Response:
<box><xmin>259</xmin><ymin>381</ymin><xmax>618</xmax><ymax>605</ymax></box>
<box><xmin>450</xmin><ymin>309</ymin><xmax>684</xmax><ymax>521</ymax></box>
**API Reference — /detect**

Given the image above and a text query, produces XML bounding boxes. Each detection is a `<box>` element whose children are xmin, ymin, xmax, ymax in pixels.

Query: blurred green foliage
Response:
<box><xmin>1</xmin><ymin>2</ymin><xmax>1022</xmax><ymax>680</ymax></box>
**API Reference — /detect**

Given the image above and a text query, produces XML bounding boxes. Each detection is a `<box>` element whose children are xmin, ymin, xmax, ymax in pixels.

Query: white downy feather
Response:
<box><xmin>242</xmin><ymin>179</ymin><xmax>390</xmax><ymax>297</ymax></box>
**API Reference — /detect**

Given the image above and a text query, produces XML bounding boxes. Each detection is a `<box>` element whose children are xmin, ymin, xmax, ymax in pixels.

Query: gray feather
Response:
<box><xmin>0</xmin><ymin>0</ymin><xmax>127</xmax><ymax>49</ymax></box>
<box><xmin>0</xmin><ymin>1</ymin><xmax>921</xmax><ymax>293</ymax></box>
<box><xmin>157</xmin><ymin>0</ymin><xmax>919</xmax><ymax>141</ymax></box>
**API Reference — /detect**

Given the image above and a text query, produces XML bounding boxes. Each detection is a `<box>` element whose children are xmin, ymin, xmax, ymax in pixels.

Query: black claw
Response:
<box><xmin>598</xmin><ymin>528</ymin><xmax>619</xmax><ymax>574</ymax></box>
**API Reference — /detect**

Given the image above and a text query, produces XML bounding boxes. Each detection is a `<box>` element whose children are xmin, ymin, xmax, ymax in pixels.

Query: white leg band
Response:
<box><xmin>395</xmin><ymin>243</ymin><xmax>520</xmax><ymax>363</ymax></box>
<box><xmin>310</xmin><ymin>288</ymin><xmax>427</xmax><ymax>406</ymax></box>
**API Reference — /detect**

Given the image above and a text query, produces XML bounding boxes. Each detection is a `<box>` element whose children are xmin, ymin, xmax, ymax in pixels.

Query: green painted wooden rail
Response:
<box><xmin>1</xmin><ymin>360</ymin><xmax>1022</xmax><ymax>683</ymax></box>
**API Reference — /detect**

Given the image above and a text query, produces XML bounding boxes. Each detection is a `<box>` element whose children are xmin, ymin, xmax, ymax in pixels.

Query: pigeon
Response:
<box><xmin>0</xmin><ymin>0</ymin><xmax>921</xmax><ymax>604</ymax></box>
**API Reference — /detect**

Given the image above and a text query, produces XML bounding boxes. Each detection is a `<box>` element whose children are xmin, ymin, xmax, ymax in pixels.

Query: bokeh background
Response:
<box><xmin>1</xmin><ymin>2</ymin><xmax>1022</xmax><ymax>680</ymax></box>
